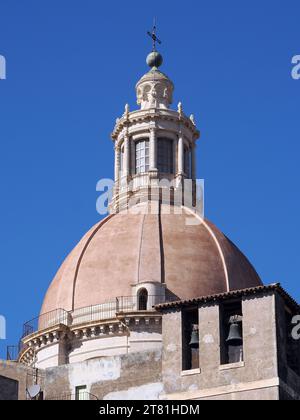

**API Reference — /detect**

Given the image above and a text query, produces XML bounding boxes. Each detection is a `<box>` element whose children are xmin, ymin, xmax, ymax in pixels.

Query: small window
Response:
<box><xmin>220</xmin><ymin>300</ymin><xmax>244</xmax><ymax>365</ymax></box>
<box><xmin>138</xmin><ymin>289</ymin><xmax>148</xmax><ymax>311</ymax></box>
<box><xmin>75</xmin><ymin>385</ymin><xmax>87</xmax><ymax>401</ymax></box>
<box><xmin>135</xmin><ymin>139</ymin><xmax>149</xmax><ymax>174</ymax></box>
<box><xmin>182</xmin><ymin>308</ymin><xmax>199</xmax><ymax>371</ymax></box>
<box><xmin>158</xmin><ymin>138</ymin><xmax>174</xmax><ymax>174</ymax></box>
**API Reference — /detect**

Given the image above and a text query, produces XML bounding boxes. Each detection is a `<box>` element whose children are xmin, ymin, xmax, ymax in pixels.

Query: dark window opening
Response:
<box><xmin>220</xmin><ymin>300</ymin><xmax>244</xmax><ymax>365</ymax></box>
<box><xmin>285</xmin><ymin>310</ymin><xmax>300</xmax><ymax>376</ymax></box>
<box><xmin>157</xmin><ymin>138</ymin><xmax>174</xmax><ymax>174</ymax></box>
<box><xmin>0</xmin><ymin>376</ymin><xmax>19</xmax><ymax>400</ymax></box>
<box><xmin>138</xmin><ymin>289</ymin><xmax>148</xmax><ymax>311</ymax></box>
<box><xmin>182</xmin><ymin>308</ymin><xmax>199</xmax><ymax>371</ymax></box>
<box><xmin>75</xmin><ymin>385</ymin><xmax>87</xmax><ymax>401</ymax></box>
<box><xmin>184</xmin><ymin>147</ymin><xmax>191</xmax><ymax>178</ymax></box>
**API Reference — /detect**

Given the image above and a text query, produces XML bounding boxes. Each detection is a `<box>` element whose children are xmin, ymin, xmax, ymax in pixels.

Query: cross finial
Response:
<box><xmin>147</xmin><ymin>19</ymin><xmax>162</xmax><ymax>52</ymax></box>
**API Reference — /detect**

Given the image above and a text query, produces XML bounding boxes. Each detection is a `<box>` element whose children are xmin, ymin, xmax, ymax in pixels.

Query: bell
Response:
<box><xmin>226</xmin><ymin>322</ymin><xmax>243</xmax><ymax>345</ymax></box>
<box><xmin>189</xmin><ymin>328</ymin><xmax>199</xmax><ymax>349</ymax></box>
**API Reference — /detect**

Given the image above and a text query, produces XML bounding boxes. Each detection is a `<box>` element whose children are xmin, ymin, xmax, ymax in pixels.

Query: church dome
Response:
<box><xmin>24</xmin><ymin>34</ymin><xmax>265</xmax><ymax>372</ymax></box>
<box><xmin>41</xmin><ymin>204</ymin><xmax>262</xmax><ymax>315</ymax></box>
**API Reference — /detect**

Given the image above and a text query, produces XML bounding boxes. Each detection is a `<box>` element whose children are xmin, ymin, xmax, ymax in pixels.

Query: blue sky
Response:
<box><xmin>0</xmin><ymin>0</ymin><xmax>299</xmax><ymax>357</ymax></box>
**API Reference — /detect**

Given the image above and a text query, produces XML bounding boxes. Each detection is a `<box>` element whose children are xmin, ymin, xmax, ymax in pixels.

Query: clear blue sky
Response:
<box><xmin>0</xmin><ymin>0</ymin><xmax>299</xmax><ymax>357</ymax></box>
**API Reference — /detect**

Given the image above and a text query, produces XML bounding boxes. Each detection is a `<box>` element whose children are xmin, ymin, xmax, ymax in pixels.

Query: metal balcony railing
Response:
<box><xmin>71</xmin><ymin>295</ymin><xmax>165</xmax><ymax>326</ymax></box>
<box><xmin>6</xmin><ymin>344</ymin><xmax>21</xmax><ymax>361</ymax></box>
<box><xmin>46</xmin><ymin>392</ymin><xmax>98</xmax><ymax>401</ymax></box>
<box><xmin>7</xmin><ymin>294</ymin><xmax>171</xmax><ymax>361</ymax></box>
<box><xmin>72</xmin><ymin>299</ymin><xmax>117</xmax><ymax>326</ymax></box>
<box><xmin>22</xmin><ymin>308</ymin><xmax>70</xmax><ymax>338</ymax></box>
<box><xmin>116</xmin><ymin>295</ymin><xmax>165</xmax><ymax>313</ymax></box>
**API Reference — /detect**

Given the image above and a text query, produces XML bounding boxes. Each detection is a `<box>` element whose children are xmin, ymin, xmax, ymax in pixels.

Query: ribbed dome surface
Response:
<box><xmin>41</xmin><ymin>204</ymin><xmax>262</xmax><ymax>314</ymax></box>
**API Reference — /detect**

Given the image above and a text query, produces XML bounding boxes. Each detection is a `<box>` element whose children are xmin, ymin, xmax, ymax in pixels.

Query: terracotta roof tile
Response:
<box><xmin>156</xmin><ymin>283</ymin><xmax>300</xmax><ymax>313</ymax></box>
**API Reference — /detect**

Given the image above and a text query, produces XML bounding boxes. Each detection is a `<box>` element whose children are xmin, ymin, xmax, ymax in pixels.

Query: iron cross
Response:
<box><xmin>147</xmin><ymin>21</ymin><xmax>162</xmax><ymax>51</ymax></box>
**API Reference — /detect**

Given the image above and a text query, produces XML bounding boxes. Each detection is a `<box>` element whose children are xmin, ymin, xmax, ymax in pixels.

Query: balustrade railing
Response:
<box><xmin>7</xmin><ymin>294</ymin><xmax>169</xmax><ymax>361</ymax></box>
<box><xmin>6</xmin><ymin>344</ymin><xmax>21</xmax><ymax>361</ymax></box>
<box><xmin>72</xmin><ymin>300</ymin><xmax>117</xmax><ymax>326</ymax></box>
<box><xmin>46</xmin><ymin>392</ymin><xmax>98</xmax><ymax>401</ymax></box>
<box><xmin>22</xmin><ymin>308</ymin><xmax>70</xmax><ymax>338</ymax></box>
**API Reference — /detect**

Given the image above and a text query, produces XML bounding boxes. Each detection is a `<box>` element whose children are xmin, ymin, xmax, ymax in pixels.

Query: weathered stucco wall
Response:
<box><xmin>44</xmin><ymin>350</ymin><xmax>163</xmax><ymax>400</ymax></box>
<box><xmin>32</xmin><ymin>316</ymin><xmax>162</xmax><ymax>370</ymax></box>
<box><xmin>0</xmin><ymin>374</ymin><xmax>19</xmax><ymax>400</ymax></box>
<box><xmin>0</xmin><ymin>361</ymin><xmax>39</xmax><ymax>400</ymax></box>
<box><xmin>197</xmin><ymin>387</ymin><xmax>279</xmax><ymax>401</ymax></box>
<box><xmin>275</xmin><ymin>293</ymin><xmax>300</xmax><ymax>398</ymax></box>
<box><xmin>162</xmin><ymin>293</ymin><xmax>285</xmax><ymax>400</ymax></box>
<box><xmin>3</xmin><ymin>290</ymin><xmax>300</xmax><ymax>401</ymax></box>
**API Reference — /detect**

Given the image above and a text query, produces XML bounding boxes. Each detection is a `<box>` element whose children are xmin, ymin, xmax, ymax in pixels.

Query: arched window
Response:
<box><xmin>158</xmin><ymin>138</ymin><xmax>174</xmax><ymax>174</ymax></box>
<box><xmin>138</xmin><ymin>289</ymin><xmax>148</xmax><ymax>311</ymax></box>
<box><xmin>135</xmin><ymin>139</ymin><xmax>149</xmax><ymax>174</ymax></box>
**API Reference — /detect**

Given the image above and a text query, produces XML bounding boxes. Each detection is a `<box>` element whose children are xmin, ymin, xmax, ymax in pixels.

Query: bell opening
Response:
<box><xmin>226</xmin><ymin>322</ymin><xmax>243</xmax><ymax>346</ymax></box>
<box><xmin>189</xmin><ymin>326</ymin><xmax>199</xmax><ymax>349</ymax></box>
<box><xmin>182</xmin><ymin>310</ymin><xmax>199</xmax><ymax>371</ymax></box>
<box><xmin>220</xmin><ymin>302</ymin><xmax>244</xmax><ymax>365</ymax></box>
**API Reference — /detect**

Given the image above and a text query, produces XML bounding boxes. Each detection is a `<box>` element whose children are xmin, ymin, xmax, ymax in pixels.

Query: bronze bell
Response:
<box><xmin>226</xmin><ymin>322</ymin><xmax>243</xmax><ymax>345</ymax></box>
<box><xmin>189</xmin><ymin>326</ymin><xmax>199</xmax><ymax>348</ymax></box>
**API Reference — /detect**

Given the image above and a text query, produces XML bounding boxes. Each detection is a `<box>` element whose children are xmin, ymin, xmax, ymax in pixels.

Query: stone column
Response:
<box><xmin>114</xmin><ymin>145</ymin><xmax>121</xmax><ymax>182</ymax></box>
<box><xmin>149</xmin><ymin>127</ymin><xmax>157</xmax><ymax>171</ymax></box>
<box><xmin>178</xmin><ymin>133</ymin><xmax>184</xmax><ymax>175</ymax></box>
<box><xmin>123</xmin><ymin>135</ymin><xmax>130</xmax><ymax>177</ymax></box>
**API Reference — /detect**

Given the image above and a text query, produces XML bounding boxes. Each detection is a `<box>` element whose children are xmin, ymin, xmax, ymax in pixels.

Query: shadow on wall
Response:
<box><xmin>0</xmin><ymin>375</ymin><xmax>19</xmax><ymax>401</ymax></box>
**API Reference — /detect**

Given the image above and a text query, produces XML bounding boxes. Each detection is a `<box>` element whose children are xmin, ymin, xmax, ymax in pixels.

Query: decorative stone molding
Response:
<box><xmin>112</xmin><ymin>109</ymin><xmax>199</xmax><ymax>142</ymax></box>
<box><xmin>110</xmin><ymin>77</ymin><xmax>200</xmax><ymax>213</ymax></box>
<box><xmin>18</xmin><ymin>312</ymin><xmax>162</xmax><ymax>368</ymax></box>
<box><xmin>91</xmin><ymin>327</ymin><xmax>97</xmax><ymax>338</ymax></box>
<box><xmin>136</xmin><ymin>69</ymin><xmax>174</xmax><ymax>110</ymax></box>
<box><xmin>19</xmin><ymin>325</ymin><xmax>69</xmax><ymax>366</ymax></box>
<box><xmin>74</xmin><ymin>330</ymin><xmax>82</xmax><ymax>339</ymax></box>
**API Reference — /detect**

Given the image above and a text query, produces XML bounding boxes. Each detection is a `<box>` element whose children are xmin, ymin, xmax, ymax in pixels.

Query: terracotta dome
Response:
<box><xmin>41</xmin><ymin>204</ymin><xmax>262</xmax><ymax>314</ymax></box>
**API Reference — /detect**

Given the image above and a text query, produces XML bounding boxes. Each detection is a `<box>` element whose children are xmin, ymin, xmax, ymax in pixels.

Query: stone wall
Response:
<box><xmin>161</xmin><ymin>292</ymin><xmax>292</xmax><ymax>400</ymax></box>
<box><xmin>3</xmin><ymin>289</ymin><xmax>300</xmax><ymax>401</ymax></box>
<box><xmin>0</xmin><ymin>361</ymin><xmax>41</xmax><ymax>400</ymax></box>
<box><xmin>0</xmin><ymin>375</ymin><xmax>18</xmax><ymax>400</ymax></box>
<box><xmin>44</xmin><ymin>350</ymin><xmax>163</xmax><ymax>400</ymax></box>
<box><xmin>28</xmin><ymin>315</ymin><xmax>162</xmax><ymax>370</ymax></box>
<box><xmin>275</xmin><ymin>293</ymin><xmax>300</xmax><ymax>399</ymax></box>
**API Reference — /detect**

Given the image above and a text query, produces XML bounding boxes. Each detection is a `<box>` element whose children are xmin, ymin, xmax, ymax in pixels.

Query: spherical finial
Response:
<box><xmin>146</xmin><ymin>51</ymin><xmax>163</xmax><ymax>69</ymax></box>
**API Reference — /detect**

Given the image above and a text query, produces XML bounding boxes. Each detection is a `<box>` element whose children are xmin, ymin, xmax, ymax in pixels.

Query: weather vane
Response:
<box><xmin>147</xmin><ymin>19</ymin><xmax>162</xmax><ymax>52</ymax></box>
